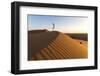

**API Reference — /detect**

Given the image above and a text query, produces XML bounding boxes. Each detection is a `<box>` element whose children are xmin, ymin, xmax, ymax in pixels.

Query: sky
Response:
<box><xmin>27</xmin><ymin>15</ymin><xmax>88</xmax><ymax>33</ymax></box>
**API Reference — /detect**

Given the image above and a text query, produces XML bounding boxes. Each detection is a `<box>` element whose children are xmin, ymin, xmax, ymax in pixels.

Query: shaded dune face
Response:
<box><xmin>28</xmin><ymin>31</ymin><xmax>88</xmax><ymax>61</ymax></box>
<box><xmin>28</xmin><ymin>30</ymin><xmax>59</xmax><ymax>60</ymax></box>
<box><xmin>66</xmin><ymin>34</ymin><xmax>88</xmax><ymax>41</ymax></box>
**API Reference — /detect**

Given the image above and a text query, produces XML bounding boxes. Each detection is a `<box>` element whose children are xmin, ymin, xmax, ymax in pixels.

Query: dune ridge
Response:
<box><xmin>28</xmin><ymin>30</ymin><xmax>88</xmax><ymax>60</ymax></box>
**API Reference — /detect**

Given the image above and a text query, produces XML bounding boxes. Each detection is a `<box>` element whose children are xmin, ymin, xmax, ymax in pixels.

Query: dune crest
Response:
<box><xmin>28</xmin><ymin>30</ymin><xmax>88</xmax><ymax>60</ymax></box>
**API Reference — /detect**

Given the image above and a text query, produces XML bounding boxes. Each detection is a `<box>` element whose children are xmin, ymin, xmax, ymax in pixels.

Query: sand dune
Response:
<box><xmin>28</xmin><ymin>30</ymin><xmax>88</xmax><ymax>60</ymax></box>
<box><xmin>75</xmin><ymin>39</ymin><xmax>88</xmax><ymax>47</ymax></box>
<box><xmin>66</xmin><ymin>33</ymin><xmax>88</xmax><ymax>41</ymax></box>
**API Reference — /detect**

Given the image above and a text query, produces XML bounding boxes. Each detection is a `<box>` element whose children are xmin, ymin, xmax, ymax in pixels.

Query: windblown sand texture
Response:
<box><xmin>28</xmin><ymin>30</ymin><xmax>88</xmax><ymax>60</ymax></box>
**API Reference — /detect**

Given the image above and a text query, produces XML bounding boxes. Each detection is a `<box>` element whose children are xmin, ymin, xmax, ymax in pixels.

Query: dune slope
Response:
<box><xmin>28</xmin><ymin>30</ymin><xmax>88</xmax><ymax>60</ymax></box>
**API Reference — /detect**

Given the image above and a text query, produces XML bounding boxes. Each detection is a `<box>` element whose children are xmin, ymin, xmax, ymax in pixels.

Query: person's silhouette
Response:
<box><xmin>52</xmin><ymin>23</ymin><xmax>55</xmax><ymax>31</ymax></box>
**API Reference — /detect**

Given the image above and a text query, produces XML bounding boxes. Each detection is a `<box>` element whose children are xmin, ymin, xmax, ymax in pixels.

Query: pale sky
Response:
<box><xmin>28</xmin><ymin>15</ymin><xmax>88</xmax><ymax>33</ymax></box>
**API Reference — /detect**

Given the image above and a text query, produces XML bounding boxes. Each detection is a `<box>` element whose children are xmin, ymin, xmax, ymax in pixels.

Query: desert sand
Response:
<box><xmin>75</xmin><ymin>39</ymin><xmax>88</xmax><ymax>47</ymax></box>
<box><xmin>28</xmin><ymin>30</ymin><xmax>88</xmax><ymax>60</ymax></box>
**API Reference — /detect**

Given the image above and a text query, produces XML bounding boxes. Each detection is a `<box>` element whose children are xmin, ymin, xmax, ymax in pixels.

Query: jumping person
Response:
<box><xmin>52</xmin><ymin>23</ymin><xmax>55</xmax><ymax>31</ymax></box>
